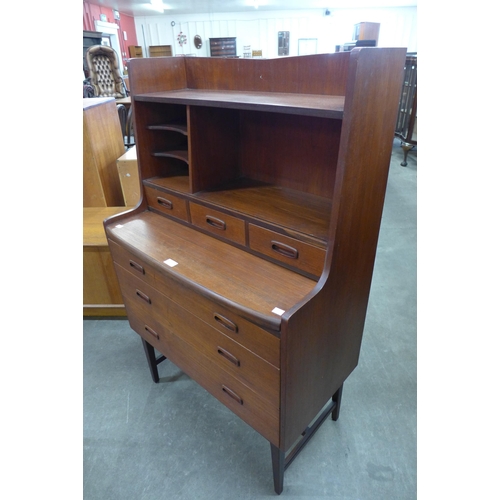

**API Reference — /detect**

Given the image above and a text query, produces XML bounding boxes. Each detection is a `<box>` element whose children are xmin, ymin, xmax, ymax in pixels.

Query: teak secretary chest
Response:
<box><xmin>104</xmin><ymin>48</ymin><xmax>406</xmax><ymax>494</ymax></box>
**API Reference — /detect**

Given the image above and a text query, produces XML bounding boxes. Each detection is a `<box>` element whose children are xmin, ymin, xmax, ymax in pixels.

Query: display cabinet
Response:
<box><xmin>104</xmin><ymin>48</ymin><xmax>406</xmax><ymax>494</ymax></box>
<box><xmin>209</xmin><ymin>37</ymin><xmax>237</xmax><ymax>57</ymax></box>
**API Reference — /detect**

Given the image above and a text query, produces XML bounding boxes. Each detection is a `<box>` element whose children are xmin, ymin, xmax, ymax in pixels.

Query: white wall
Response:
<box><xmin>133</xmin><ymin>6</ymin><xmax>416</xmax><ymax>60</ymax></box>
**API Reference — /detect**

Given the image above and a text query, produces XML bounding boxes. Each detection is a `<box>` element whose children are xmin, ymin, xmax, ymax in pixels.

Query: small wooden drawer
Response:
<box><xmin>144</xmin><ymin>185</ymin><xmax>189</xmax><ymax>221</ymax></box>
<box><xmin>108</xmin><ymin>239</ymin><xmax>156</xmax><ymax>288</ymax></box>
<box><xmin>189</xmin><ymin>202</ymin><xmax>246</xmax><ymax>246</ymax></box>
<box><xmin>248</xmin><ymin>224</ymin><xmax>326</xmax><ymax>278</ymax></box>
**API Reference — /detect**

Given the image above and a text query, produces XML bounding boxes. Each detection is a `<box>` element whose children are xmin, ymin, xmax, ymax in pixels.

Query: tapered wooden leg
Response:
<box><xmin>142</xmin><ymin>338</ymin><xmax>160</xmax><ymax>383</ymax></box>
<box><xmin>270</xmin><ymin>443</ymin><xmax>285</xmax><ymax>495</ymax></box>
<box><xmin>331</xmin><ymin>383</ymin><xmax>344</xmax><ymax>421</ymax></box>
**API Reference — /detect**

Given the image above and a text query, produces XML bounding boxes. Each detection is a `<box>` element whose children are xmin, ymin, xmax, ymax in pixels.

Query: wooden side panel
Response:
<box><xmin>83</xmin><ymin>98</ymin><xmax>125</xmax><ymax>207</ymax></box>
<box><xmin>84</xmin><ymin>207</ymin><xmax>128</xmax><ymax>315</ymax></box>
<box><xmin>83</xmin><ymin>246</ymin><xmax>124</xmax><ymax>305</ymax></box>
<box><xmin>281</xmin><ymin>48</ymin><xmax>407</xmax><ymax>451</ymax></box>
<box><xmin>83</xmin><ymin>115</ymin><xmax>106</xmax><ymax>207</ymax></box>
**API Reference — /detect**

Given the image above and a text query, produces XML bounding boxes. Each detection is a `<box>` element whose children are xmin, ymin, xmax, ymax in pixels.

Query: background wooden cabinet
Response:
<box><xmin>84</xmin><ymin>207</ymin><xmax>126</xmax><ymax>316</ymax></box>
<box><xmin>149</xmin><ymin>45</ymin><xmax>172</xmax><ymax>57</ymax></box>
<box><xmin>209</xmin><ymin>37</ymin><xmax>237</xmax><ymax>57</ymax></box>
<box><xmin>353</xmin><ymin>22</ymin><xmax>380</xmax><ymax>44</ymax></box>
<box><xmin>83</xmin><ymin>98</ymin><xmax>125</xmax><ymax>207</ymax></box>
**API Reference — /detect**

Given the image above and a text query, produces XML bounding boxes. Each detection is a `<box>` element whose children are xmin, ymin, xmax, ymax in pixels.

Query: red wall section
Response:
<box><xmin>119</xmin><ymin>14</ymin><xmax>139</xmax><ymax>67</ymax></box>
<box><xmin>83</xmin><ymin>1</ymin><xmax>138</xmax><ymax>69</ymax></box>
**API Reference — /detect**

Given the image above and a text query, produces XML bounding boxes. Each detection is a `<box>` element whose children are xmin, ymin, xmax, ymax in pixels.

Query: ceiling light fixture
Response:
<box><xmin>150</xmin><ymin>0</ymin><xmax>164</xmax><ymax>13</ymax></box>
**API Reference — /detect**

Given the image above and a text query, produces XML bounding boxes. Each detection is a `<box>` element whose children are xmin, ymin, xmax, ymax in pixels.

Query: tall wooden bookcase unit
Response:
<box><xmin>104</xmin><ymin>48</ymin><xmax>406</xmax><ymax>494</ymax></box>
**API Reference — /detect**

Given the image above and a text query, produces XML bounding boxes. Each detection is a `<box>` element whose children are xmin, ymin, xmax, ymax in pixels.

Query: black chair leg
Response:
<box><xmin>331</xmin><ymin>383</ymin><xmax>344</xmax><ymax>421</ymax></box>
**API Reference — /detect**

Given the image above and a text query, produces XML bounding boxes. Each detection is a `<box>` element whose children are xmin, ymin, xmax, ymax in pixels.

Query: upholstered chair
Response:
<box><xmin>86</xmin><ymin>45</ymin><xmax>128</xmax><ymax>98</ymax></box>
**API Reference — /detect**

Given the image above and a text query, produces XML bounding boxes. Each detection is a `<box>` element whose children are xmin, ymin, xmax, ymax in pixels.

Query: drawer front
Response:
<box><xmin>145</xmin><ymin>185</ymin><xmax>189</xmax><ymax>221</ymax></box>
<box><xmin>153</xmin><ymin>273</ymin><xmax>280</xmax><ymax>368</ymax></box>
<box><xmin>109</xmin><ymin>239</ymin><xmax>280</xmax><ymax>367</ymax></box>
<box><xmin>129</xmin><ymin>312</ymin><xmax>279</xmax><ymax>445</ymax></box>
<box><xmin>108</xmin><ymin>239</ymin><xmax>156</xmax><ymax>288</ymax></box>
<box><xmin>115</xmin><ymin>264</ymin><xmax>279</xmax><ymax>405</ymax></box>
<box><xmin>248</xmin><ymin>224</ymin><xmax>326</xmax><ymax>278</ymax></box>
<box><xmin>189</xmin><ymin>202</ymin><xmax>246</xmax><ymax>246</ymax></box>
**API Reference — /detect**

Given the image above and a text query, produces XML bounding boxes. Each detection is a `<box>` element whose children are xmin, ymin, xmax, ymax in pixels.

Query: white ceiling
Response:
<box><xmin>95</xmin><ymin>0</ymin><xmax>417</xmax><ymax>18</ymax></box>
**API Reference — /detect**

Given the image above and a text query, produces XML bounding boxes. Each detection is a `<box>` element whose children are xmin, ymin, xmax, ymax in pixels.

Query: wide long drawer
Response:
<box><xmin>109</xmin><ymin>240</ymin><xmax>281</xmax><ymax>368</ymax></box>
<box><xmin>109</xmin><ymin>239</ymin><xmax>156</xmax><ymax>288</ymax></box>
<box><xmin>130</xmin><ymin>311</ymin><xmax>279</xmax><ymax>444</ymax></box>
<box><xmin>114</xmin><ymin>265</ymin><xmax>279</xmax><ymax>444</ymax></box>
<box><xmin>115</xmin><ymin>263</ymin><xmax>280</xmax><ymax>405</ymax></box>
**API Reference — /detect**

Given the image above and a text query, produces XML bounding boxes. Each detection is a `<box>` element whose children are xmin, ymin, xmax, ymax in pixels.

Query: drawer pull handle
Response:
<box><xmin>129</xmin><ymin>260</ymin><xmax>145</xmax><ymax>274</ymax></box>
<box><xmin>222</xmin><ymin>385</ymin><xmax>243</xmax><ymax>405</ymax></box>
<box><xmin>206</xmin><ymin>215</ymin><xmax>226</xmax><ymax>230</ymax></box>
<box><xmin>136</xmin><ymin>289</ymin><xmax>151</xmax><ymax>304</ymax></box>
<box><xmin>271</xmin><ymin>240</ymin><xmax>299</xmax><ymax>259</ymax></box>
<box><xmin>217</xmin><ymin>347</ymin><xmax>240</xmax><ymax>367</ymax></box>
<box><xmin>144</xmin><ymin>325</ymin><xmax>159</xmax><ymax>340</ymax></box>
<box><xmin>213</xmin><ymin>313</ymin><xmax>238</xmax><ymax>333</ymax></box>
<box><xmin>157</xmin><ymin>197</ymin><xmax>173</xmax><ymax>209</ymax></box>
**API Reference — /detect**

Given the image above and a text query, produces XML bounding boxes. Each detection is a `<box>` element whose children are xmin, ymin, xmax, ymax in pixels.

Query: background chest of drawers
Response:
<box><xmin>104</xmin><ymin>48</ymin><xmax>406</xmax><ymax>494</ymax></box>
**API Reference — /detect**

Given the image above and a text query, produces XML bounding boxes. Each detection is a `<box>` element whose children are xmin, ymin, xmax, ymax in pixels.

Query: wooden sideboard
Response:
<box><xmin>84</xmin><ymin>207</ymin><xmax>127</xmax><ymax>316</ymax></box>
<box><xmin>104</xmin><ymin>48</ymin><xmax>406</xmax><ymax>494</ymax></box>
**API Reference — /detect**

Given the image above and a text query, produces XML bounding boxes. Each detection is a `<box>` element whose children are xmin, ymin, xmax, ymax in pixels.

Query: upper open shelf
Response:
<box><xmin>135</xmin><ymin>89</ymin><xmax>345</xmax><ymax>119</ymax></box>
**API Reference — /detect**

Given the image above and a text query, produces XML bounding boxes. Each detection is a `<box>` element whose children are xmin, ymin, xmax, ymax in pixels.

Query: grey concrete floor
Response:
<box><xmin>83</xmin><ymin>140</ymin><xmax>416</xmax><ymax>499</ymax></box>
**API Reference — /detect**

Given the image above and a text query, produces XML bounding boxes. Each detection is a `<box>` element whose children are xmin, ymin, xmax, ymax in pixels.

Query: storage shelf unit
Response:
<box><xmin>128</xmin><ymin>45</ymin><xmax>143</xmax><ymax>58</ymax></box>
<box><xmin>209</xmin><ymin>37</ymin><xmax>237</xmax><ymax>57</ymax></box>
<box><xmin>149</xmin><ymin>45</ymin><xmax>173</xmax><ymax>57</ymax></box>
<box><xmin>105</xmin><ymin>49</ymin><xmax>406</xmax><ymax>494</ymax></box>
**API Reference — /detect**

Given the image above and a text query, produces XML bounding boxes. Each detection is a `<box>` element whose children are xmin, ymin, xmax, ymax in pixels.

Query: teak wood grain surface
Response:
<box><xmin>83</xmin><ymin>207</ymin><xmax>128</xmax><ymax>315</ymax></box>
<box><xmin>104</xmin><ymin>48</ymin><xmax>407</xmax><ymax>494</ymax></box>
<box><xmin>107</xmin><ymin>211</ymin><xmax>317</xmax><ymax>331</ymax></box>
<box><xmin>83</xmin><ymin>98</ymin><xmax>125</xmax><ymax>207</ymax></box>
